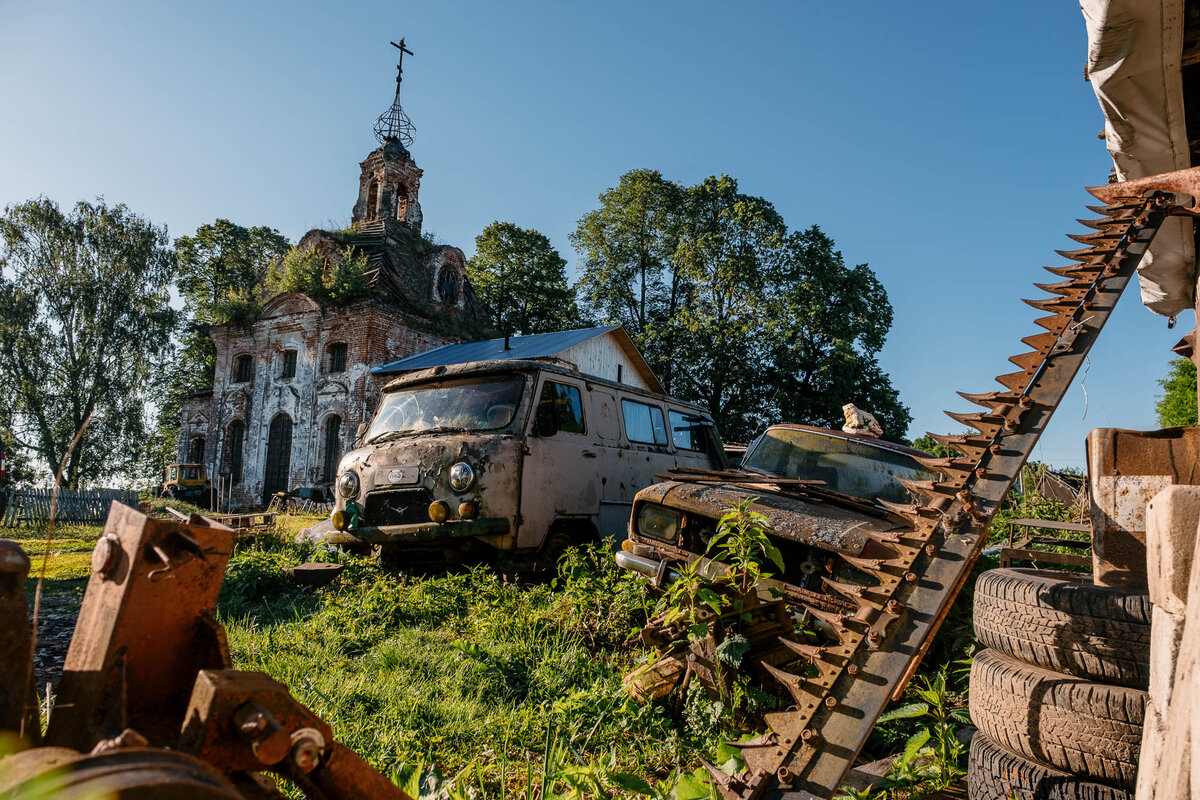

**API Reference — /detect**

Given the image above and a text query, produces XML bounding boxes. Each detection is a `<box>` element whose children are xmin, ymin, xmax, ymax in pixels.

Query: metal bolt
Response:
<box><xmin>868</xmin><ymin>631</ymin><xmax>883</xmax><ymax>645</ymax></box>
<box><xmin>239</xmin><ymin>710</ymin><xmax>269</xmax><ymax>736</ymax></box>
<box><xmin>924</xmin><ymin>544</ymin><xmax>937</xmax><ymax>557</ymax></box>
<box><xmin>846</xmin><ymin>664</ymin><xmax>859</xmax><ymax>676</ymax></box>
<box><xmin>92</xmin><ymin>535</ymin><xmax>121</xmax><ymax>576</ymax></box>
<box><xmin>904</xmin><ymin>572</ymin><xmax>918</xmax><ymax>583</ymax></box>
<box><xmin>886</xmin><ymin>599</ymin><xmax>902</xmax><ymax>614</ymax></box>
<box><xmin>290</xmin><ymin>728</ymin><xmax>326</xmax><ymax>773</ymax></box>
<box><xmin>824</xmin><ymin>695</ymin><xmax>838</xmax><ymax>708</ymax></box>
<box><xmin>801</xmin><ymin>728</ymin><xmax>819</xmax><ymax>743</ymax></box>
<box><xmin>777</xmin><ymin>766</ymin><xmax>793</xmax><ymax>783</ymax></box>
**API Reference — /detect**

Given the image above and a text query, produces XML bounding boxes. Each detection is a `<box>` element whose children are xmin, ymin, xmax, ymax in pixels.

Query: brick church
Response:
<box><xmin>179</xmin><ymin>40</ymin><xmax>494</xmax><ymax>506</ymax></box>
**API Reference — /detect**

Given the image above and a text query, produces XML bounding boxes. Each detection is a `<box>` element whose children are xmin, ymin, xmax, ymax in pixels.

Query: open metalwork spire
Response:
<box><xmin>373</xmin><ymin>37</ymin><xmax>416</xmax><ymax>147</ymax></box>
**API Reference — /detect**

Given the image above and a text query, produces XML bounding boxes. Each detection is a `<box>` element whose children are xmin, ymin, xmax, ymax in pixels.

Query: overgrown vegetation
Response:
<box><xmin>266</xmin><ymin>245</ymin><xmax>372</xmax><ymax>307</ymax></box>
<box><xmin>1156</xmin><ymin>356</ymin><xmax>1198</xmax><ymax>428</ymax></box>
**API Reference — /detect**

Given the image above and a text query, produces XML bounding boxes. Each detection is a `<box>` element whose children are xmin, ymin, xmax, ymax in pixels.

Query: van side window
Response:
<box><xmin>622</xmin><ymin>399</ymin><xmax>668</xmax><ymax>445</ymax></box>
<box><xmin>537</xmin><ymin>381</ymin><xmax>585</xmax><ymax>434</ymax></box>
<box><xmin>669</xmin><ymin>410</ymin><xmax>709</xmax><ymax>452</ymax></box>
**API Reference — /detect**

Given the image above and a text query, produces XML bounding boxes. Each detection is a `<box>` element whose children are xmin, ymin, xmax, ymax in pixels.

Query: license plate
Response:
<box><xmin>386</xmin><ymin>467</ymin><xmax>419</xmax><ymax>485</ymax></box>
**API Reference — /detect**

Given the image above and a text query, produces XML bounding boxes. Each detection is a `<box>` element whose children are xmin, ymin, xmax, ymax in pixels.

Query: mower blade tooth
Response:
<box><xmin>956</xmin><ymin>390</ymin><xmax>1020</xmax><ymax>409</ymax></box>
<box><xmin>764</xmin><ymin>710</ymin><xmax>808</xmax><ymax>740</ymax></box>
<box><xmin>1055</xmin><ymin>246</ymin><xmax>1114</xmax><ymax>263</ymax></box>
<box><xmin>909</xmin><ymin>454</ymin><xmax>974</xmax><ymax>477</ymax></box>
<box><xmin>1066</xmin><ymin>230</ymin><xmax>1123</xmax><ymax>245</ymax></box>
<box><xmin>1022</xmin><ymin>296</ymin><xmax>1077</xmax><ymax>313</ymax></box>
<box><xmin>996</xmin><ymin>370</ymin><xmax>1032</xmax><ymax>391</ymax></box>
<box><xmin>761</xmin><ymin>661</ymin><xmax>816</xmax><ymax>705</ymax></box>
<box><xmin>821</xmin><ymin>576</ymin><xmax>866</xmax><ymax>600</ymax></box>
<box><xmin>1008</xmin><ymin>351</ymin><xmax>1045</xmax><ymax>371</ymax></box>
<box><xmin>1076</xmin><ymin>216</ymin><xmax>1123</xmax><ymax>230</ymax></box>
<box><xmin>1043</xmin><ymin>264</ymin><xmax>1095</xmax><ymax>279</ymax></box>
<box><xmin>778</xmin><ymin>637</ymin><xmax>826</xmax><ymax>661</ymax></box>
<box><xmin>806</xmin><ymin>606</ymin><xmax>851</xmax><ymax>637</ymax></box>
<box><xmin>696</xmin><ymin>757</ymin><xmax>746</xmax><ymax>798</ymax></box>
<box><xmin>1084</xmin><ymin>202</ymin><xmax>1139</xmax><ymax>216</ymax></box>
<box><xmin>944</xmin><ymin>410</ymin><xmax>1003</xmax><ymax>434</ymax></box>
<box><xmin>1033</xmin><ymin>280</ymin><xmax>1088</xmax><ymax>297</ymax></box>
<box><xmin>875</xmin><ymin>498</ymin><xmax>925</xmax><ymax>521</ymax></box>
<box><xmin>1020</xmin><ymin>333</ymin><xmax>1058</xmax><ymax>353</ymax></box>
<box><xmin>925</xmin><ymin>432</ymin><xmax>988</xmax><ymax>458</ymax></box>
<box><xmin>726</xmin><ymin>731</ymin><xmax>776</xmax><ymax>749</ymax></box>
<box><xmin>864</xmin><ymin>527</ymin><xmax>905</xmax><ymax>544</ymax></box>
<box><xmin>1034</xmin><ymin>314</ymin><xmax>1072</xmax><ymax>333</ymax></box>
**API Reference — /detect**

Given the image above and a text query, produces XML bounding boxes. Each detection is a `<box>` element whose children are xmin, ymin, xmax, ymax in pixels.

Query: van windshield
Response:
<box><xmin>366</xmin><ymin>376</ymin><xmax>525</xmax><ymax>442</ymax></box>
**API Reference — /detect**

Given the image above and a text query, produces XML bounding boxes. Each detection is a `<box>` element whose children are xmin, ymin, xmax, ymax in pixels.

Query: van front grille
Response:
<box><xmin>364</xmin><ymin>488</ymin><xmax>434</xmax><ymax>526</ymax></box>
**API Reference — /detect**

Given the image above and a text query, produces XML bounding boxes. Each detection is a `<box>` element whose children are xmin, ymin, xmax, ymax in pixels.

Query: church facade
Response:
<box><xmin>178</xmin><ymin>44</ymin><xmax>494</xmax><ymax>506</ymax></box>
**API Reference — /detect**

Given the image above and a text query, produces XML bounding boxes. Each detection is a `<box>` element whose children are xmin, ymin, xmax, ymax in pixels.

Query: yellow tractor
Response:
<box><xmin>158</xmin><ymin>462</ymin><xmax>210</xmax><ymax>505</ymax></box>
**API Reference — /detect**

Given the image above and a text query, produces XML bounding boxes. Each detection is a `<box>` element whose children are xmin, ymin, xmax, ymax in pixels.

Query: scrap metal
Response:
<box><xmin>0</xmin><ymin>503</ymin><xmax>412</xmax><ymax>800</ymax></box>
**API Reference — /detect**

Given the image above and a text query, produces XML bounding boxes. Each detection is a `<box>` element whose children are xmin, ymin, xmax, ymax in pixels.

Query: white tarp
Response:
<box><xmin>1083</xmin><ymin>0</ymin><xmax>1196</xmax><ymax>317</ymax></box>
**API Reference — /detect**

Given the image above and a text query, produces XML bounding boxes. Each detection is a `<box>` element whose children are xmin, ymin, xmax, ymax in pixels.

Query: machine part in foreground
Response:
<box><xmin>0</xmin><ymin>503</ymin><xmax>412</xmax><ymax>800</ymax></box>
<box><xmin>671</xmin><ymin>173</ymin><xmax>1196</xmax><ymax>800</ymax></box>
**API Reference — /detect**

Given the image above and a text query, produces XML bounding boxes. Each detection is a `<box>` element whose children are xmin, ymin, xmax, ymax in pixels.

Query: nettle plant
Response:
<box><xmin>656</xmin><ymin>498</ymin><xmax>784</xmax><ymax>649</ymax></box>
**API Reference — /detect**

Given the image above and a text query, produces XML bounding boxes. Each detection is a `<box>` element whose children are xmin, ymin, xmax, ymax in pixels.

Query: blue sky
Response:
<box><xmin>0</xmin><ymin>0</ymin><xmax>1188</xmax><ymax>468</ymax></box>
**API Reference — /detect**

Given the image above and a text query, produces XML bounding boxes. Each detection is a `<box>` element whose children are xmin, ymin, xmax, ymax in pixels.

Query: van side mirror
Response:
<box><xmin>356</xmin><ymin>422</ymin><xmax>368</xmax><ymax>444</ymax></box>
<box><xmin>534</xmin><ymin>403</ymin><xmax>558</xmax><ymax>437</ymax></box>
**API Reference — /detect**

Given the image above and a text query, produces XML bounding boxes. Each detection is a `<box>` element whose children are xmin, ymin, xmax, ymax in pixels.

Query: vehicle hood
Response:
<box><xmin>637</xmin><ymin>480</ymin><xmax>905</xmax><ymax>558</ymax></box>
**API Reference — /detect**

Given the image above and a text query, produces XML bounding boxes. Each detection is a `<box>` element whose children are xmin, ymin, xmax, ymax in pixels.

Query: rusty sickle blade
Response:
<box><xmin>725</xmin><ymin>170</ymin><xmax>1200</xmax><ymax>800</ymax></box>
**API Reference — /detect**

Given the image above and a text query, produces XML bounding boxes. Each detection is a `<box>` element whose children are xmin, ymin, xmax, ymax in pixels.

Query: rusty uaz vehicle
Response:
<box><xmin>325</xmin><ymin>359</ymin><xmax>725</xmax><ymax>568</ymax></box>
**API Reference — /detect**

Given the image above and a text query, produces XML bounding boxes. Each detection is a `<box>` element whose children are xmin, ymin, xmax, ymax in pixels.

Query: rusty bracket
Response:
<box><xmin>44</xmin><ymin>503</ymin><xmax>235</xmax><ymax>752</ymax></box>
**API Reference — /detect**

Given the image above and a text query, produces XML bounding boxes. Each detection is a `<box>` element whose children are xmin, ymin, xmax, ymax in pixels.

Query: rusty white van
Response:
<box><xmin>324</xmin><ymin>359</ymin><xmax>726</xmax><ymax>568</ymax></box>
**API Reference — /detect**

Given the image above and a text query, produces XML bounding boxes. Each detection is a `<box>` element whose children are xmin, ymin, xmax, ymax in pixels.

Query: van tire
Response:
<box><xmin>973</xmin><ymin>568</ymin><xmax>1150</xmax><ymax>688</ymax></box>
<box><xmin>968</xmin><ymin>649</ymin><xmax>1144</xmax><ymax>789</ymax></box>
<box><xmin>968</xmin><ymin>732</ymin><xmax>1130</xmax><ymax>800</ymax></box>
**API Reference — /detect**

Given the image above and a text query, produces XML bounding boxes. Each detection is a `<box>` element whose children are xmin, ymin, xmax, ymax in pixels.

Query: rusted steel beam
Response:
<box><xmin>44</xmin><ymin>503</ymin><xmax>234</xmax><ymax>751</ymax></box>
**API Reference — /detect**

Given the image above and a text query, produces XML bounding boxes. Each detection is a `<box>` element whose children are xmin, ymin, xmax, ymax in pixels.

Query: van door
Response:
<box><xmin>518</xmin><ymin>375</ymin><xmax>599</xmax><ymax>549</ymax></box>
<box><xmin>619</xmin><ymin>397</ymin><xmax>674</xmax><ymax>498</ymax></box>
<box><xmin>589</xmin><ymin>388</ymin><xmax>631</xmax><ymax>539</ymax></box>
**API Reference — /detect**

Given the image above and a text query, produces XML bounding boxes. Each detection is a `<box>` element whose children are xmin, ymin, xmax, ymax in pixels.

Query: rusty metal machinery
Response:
<box><xmin>0</xmin><ymin>503</ymin><xmax>412</xmax><ymax>800</ymax></box>
<box><xmin>665</xmin><ymin>169</ymin><xmax>1200</xmax><ymax>800</ymax></box>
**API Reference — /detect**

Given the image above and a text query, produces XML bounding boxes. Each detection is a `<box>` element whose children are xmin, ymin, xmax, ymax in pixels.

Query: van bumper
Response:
<box><xmin>324</xmin><ymin>517</ymin><xmax>510</xmax><ymax>545</ymax></box>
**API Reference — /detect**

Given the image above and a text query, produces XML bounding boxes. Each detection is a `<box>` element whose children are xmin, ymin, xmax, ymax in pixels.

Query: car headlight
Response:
<box><xmin>637</xmin><ymin>504</ymin><xmax>682</xmax><ymax>542</ymax></box>
<box><xmin>337</xmin><ymin>471</ymin><xmax>360</xmax><ymax>499</ymax></box>
<box><xmin>448</xmin><ymin>461</ymin><xmax>475</xmax><ymax>492</ymax></box>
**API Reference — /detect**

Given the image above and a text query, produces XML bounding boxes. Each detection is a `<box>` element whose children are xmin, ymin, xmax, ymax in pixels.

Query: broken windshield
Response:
<box><xmin>366</xmin><ymin>376</ymin><xmax>525</xmax><ymax>442</ymax></box>
<box><xmin>742</xmin><ymin>427</ymin><xmax>936</xmax><ymax>504</ymax></box>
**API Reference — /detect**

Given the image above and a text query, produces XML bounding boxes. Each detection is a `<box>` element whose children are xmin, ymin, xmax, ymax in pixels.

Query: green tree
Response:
<box><xmin>1156</xmin><ymin>357</ymin><xmax>1198</xmax><ymax>427</ymax></box>
<box><xmin>573</xmin><ymin>170</ymin><xmax>910</xmax><ymax>442</ymax></box>
<box><xmin>467</xmin><ymin>222</ymin><xmax>579</xmax><ymax>335</ymax></box>
<box><xmin>146</xmin><ymin>219</ymin><xmax>289</xmax><ymax>473</ymax></box>
<box><xmin>0</xmin><ymin>197</ymin><xmax>176</xmax><ymax>486</ymax></box>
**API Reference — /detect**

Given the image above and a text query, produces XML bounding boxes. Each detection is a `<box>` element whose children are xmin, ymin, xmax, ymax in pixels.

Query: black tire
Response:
<box><xmin>969</xmin><ymin>649</ymin><xmax>1144</xmax><ymax>790</ymax></box>
<box><xmin>968</xmin><ymin>732</ymin><xmax>1131</xmax><ymax>800</ymax></box>
<box><xmin>973</xmin><ymin>568</ymin><xmax>1150</xmax><ymax>689</ymax></box>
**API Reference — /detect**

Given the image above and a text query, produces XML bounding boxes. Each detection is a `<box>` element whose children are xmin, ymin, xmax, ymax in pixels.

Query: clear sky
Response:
<box><xmin>1</xmin><ymin>0</ymin><xmax>1189</xmax><ymax>468</ymax></box>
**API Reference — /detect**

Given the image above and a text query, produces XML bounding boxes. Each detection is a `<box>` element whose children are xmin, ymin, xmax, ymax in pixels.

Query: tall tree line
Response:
<box><xmin>472</xmin><ymin>169</ymin><xmax>910</xmax><ymax>442</ymax></box>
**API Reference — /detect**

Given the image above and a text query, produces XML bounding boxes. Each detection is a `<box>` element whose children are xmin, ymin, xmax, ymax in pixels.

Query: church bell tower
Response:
<box><xmin>352</xmin><ymin>37</ymin><xmax>423</xmax><ymax>231</ymax></box>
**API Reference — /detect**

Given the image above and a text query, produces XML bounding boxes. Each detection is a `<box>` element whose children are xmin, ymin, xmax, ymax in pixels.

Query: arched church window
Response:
<box><xmin>395</xmin><ymin>183</ymin><xmax>408</xmax><ymax>221</ymax></box>
<box><xmin>437</xmin><ymin>265</ymin><xmax>460</xmax><ymax>306</ymax></box>
<box><xmin>189</xmin><ymin>436</ymin><xmax>205</xmax><ymax>464</ymax></box>
<box><xmin>367</xmin><ymin>180</ymin><xmax>379</xmax><ymax>220</ymax></box>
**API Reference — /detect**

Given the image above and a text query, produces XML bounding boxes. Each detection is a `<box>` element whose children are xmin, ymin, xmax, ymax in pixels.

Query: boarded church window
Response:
<box><xmin>367</xmin><ymin>180</ymin><xmax>379</xmax><ymax>219</ymax></box>
<box><xmin>189</xmin><ymin>436</ymin><xmax>205</xmax><ymax>464</ymax></box>
<box><xmin>281</xmin><ymin>350</ymin><xmax>297</xmax><ymax>380</ymax></box>
<box><xmin>233</xmin><ymin>354</ymin><xmax>252</xmax><ymax>383</ymax></box>
<box><xmin>328</xmin><ymin>342</ymin><xmax>348</xmax><ymax>373</ymax></box>
<box><xmin>227</xmin><ymin>420</ymin><xmax>245</xmax><ymax>483</ymax></box>
<box><xmin>263</xmin><ymin>413</ymin><xmax>292</xmax><ymax>504</ymax></box>
<box><xmin>322</xmin><ymin>416</ymin><xmax>342</xmax><ymax>482</ymax></box>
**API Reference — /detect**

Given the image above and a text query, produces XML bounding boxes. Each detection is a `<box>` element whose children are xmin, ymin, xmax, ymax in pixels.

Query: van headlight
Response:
<box><xmin>337</xmin><ymin>471</ymin><xmax>360</xmax><ymax>499</ymax></box>
<box><xmin>448</xmin><ymin>461</ymin><xmax>475</xmax><ymax>492</ymax></box>
<box><xmin>637</xmin><ymin>504</ymin><xmax>682</xmax><ymax>543</ymax></box>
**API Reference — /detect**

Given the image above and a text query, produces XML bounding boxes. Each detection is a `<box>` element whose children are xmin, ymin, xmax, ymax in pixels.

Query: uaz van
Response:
<box><xmin>325</xmin><ymin>359</ymin><xmax>726</xmax><ymax>568</ymax></box>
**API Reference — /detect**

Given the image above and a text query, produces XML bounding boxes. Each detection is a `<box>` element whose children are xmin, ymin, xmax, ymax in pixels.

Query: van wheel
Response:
<box><xmin>539</xmin><ymin>531</ymin><xmax>575</xmax><ymax>572</ymax></box>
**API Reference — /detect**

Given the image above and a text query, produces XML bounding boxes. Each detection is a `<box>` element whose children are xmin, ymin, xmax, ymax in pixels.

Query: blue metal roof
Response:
<box><xmin>371</xmin><ymin>326</ymin><xmax>622</xmax><ymax>374</ymax></box>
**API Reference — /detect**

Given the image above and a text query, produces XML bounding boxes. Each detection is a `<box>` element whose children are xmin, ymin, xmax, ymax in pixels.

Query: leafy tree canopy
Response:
<box><xmin>573</xmin><ymin>170</ymin><xmax>911</xmax><ymax>442</ymax></box>
<box><xmin>1156</xmin><ymin>357</ymin><xmax>1198</xmax><ymax>428</ymax></box>
<box><xmin>467</xmin><ymin>222</ymin><xmax>580</xmax><ymax>335</ymax></box>
<box><xmin>0</xmin><ymin>197</ymin><xmax>176</xmax><ymax>486</ymax></box>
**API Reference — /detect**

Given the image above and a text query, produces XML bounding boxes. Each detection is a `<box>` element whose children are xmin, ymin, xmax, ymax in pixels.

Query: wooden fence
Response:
<box><xmin>1</xmin><ymin>488</ymin><xmax>139</xmax><ymax>526</ymax></box>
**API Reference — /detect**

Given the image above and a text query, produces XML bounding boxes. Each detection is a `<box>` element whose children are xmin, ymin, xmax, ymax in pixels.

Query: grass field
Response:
<box><xmin>7</xmin><ymin>495</ymin><xmax>1073</xmax><ymax>797</ymax></box>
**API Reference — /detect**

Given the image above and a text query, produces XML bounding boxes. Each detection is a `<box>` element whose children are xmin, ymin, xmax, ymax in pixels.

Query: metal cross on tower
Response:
<box><xmin>373</xmin><ymin>36</ymin><xmax>416</xmax><ymax>147</ymax></box>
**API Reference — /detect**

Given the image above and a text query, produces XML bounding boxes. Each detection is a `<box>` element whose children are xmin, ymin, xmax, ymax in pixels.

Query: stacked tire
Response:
<box><xmin>966</xmin><ymin>568</ymin><xmax>1151</xmax><ymax>800</ymax></box>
